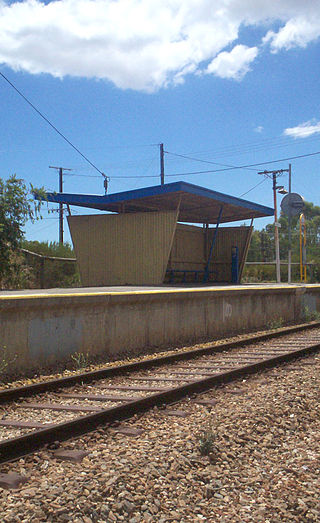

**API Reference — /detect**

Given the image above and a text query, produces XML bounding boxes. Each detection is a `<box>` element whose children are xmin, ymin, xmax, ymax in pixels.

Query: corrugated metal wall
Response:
<box><xmin>168</xmin><ymin>224</ymin><xmax>206</xmax><ymax>271</ymax></box>
<box><xmin>168</xmin><ymin>224</ymin><xmax>251</xmax><ymax>282</ymax></box>
<box><xmin>68</xmin><ymin>211</ymin><xmax>178</xmax><ymax>286</ymax></box>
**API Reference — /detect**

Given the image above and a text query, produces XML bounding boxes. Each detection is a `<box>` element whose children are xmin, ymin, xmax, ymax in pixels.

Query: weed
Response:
<box><xmin>302</xmin><ymin>306</ymin><xmax>320</xmax><ymax>322</ymax></box>
<box><xmin>198</xmin><ymin>428</ymin><xmax>217</xmax><ymax>457</ymax></box>
<box><xmin>71</xmin><ymin>351</ymin><xmax>90</xmax><ymax>370</ymax></box>
<box><xmin>0</xmin><ymin>346</ymin><xmax>17</xmax><ymax>381</ymax></box>
<box><xmin>267</xmin><ymin>317</ymin><xmax>284</xmax><ymax>330</ymax></box>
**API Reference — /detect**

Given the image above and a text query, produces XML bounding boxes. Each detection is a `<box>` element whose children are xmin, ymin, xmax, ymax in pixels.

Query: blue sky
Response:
<box><xmin>1</xmin><ymin>0</ymin><xmax>320</xmax><ymax>243</ymax></box>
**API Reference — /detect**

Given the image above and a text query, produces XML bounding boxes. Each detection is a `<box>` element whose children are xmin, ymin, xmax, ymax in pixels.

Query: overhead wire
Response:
<box><xmin>2</xmin><ymin>71</ymin><xmax>319</xmax><ymax>183</ymax></box>
<box><xmin>169</xmin><ymin>132</ymin><xmax>320</xmax><ymax>160</ymax></box>
<box><xmin>62</xmin><ymin>173</ymin><xmax>101</xmax><ymax>178</ymax></box>
<box><xmin>0</xmin><ymin>70</ymin><xmax>106</xmax><ymax>177</ymax></box>
<box><xmin>42</xmin><ymin>146</ymin><xmax>320</xmax><ymax>180</ymax></box>
<box><xmin>165</xmin><ymin>150</ymin><xmax>257</xmax><ymax>171</ymax></box>
<box><xmin>239</xmin><ymin>177</ymin><xmax>269</xmax><ymax>198</ymax></box>
<box><xmin>162</xmin><ymin>150</ymin><xmax>320</xmax><ymax>178</ymax></box>
<box><xmin>64</xmin><ymin>147</ymin><xmax>320</xmax><ymax>180</ymax></box>
<box><xmin>28</xmin><ymin>221</ymin><xmax>60</xmax><ymax>234</ymax></box>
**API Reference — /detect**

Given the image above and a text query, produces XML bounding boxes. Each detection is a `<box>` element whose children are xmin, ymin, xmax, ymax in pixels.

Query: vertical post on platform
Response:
<box><xmin>160</xmin><ymin>143</ymin><xmax>165</xmax><ymax>185</ymax></box>
<box><xmin>288</xmin><ymin>163</ymin><xmax>292</xmax><ymax>283</ymax></box>
<box><xmin>300</xmin><ymin>213</ymin><xmax>307</xmax><ymax>282</ymax></box>
<box><xmin>273</xmin><ymin>174</ymin><xmax>281</xmax><ymax>283</ymax></box>
<box><xmin>204</xmin><ymin>206</ymin><xmax>223</xmax><ymax>283</ymax></box>
<box><xmin>59</xmin><ymin>167</ymin><xmax>63</xmax><ymax>245</ymax></box>
<box><xmin>231</xmin><ymin>246</ymin><xmax>239</xmax><ymax>284</ymax></box>
<box><xmin>239</xmin><ymin>217</ymin><xmax>254</xmax><ymax>282</ymax></box>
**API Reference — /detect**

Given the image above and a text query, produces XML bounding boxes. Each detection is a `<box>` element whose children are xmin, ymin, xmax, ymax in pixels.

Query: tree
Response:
<box><xmin>245</xmin><ymin>200</ymin><xmax>320</xmax><ymax>282</ymax></box>
<box><xmin>0</xmin><ymin>175</ymin><xmax>44</xmax><ymax>288</ymax></box>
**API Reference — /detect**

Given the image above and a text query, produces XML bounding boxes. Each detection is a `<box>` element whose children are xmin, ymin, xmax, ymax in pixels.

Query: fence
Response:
<box><xmin>21</xmin><ymin>248</ymin><xmax>78</xmax><ymax>289</ymax></box>
<box><xmin>244</xmin><ymin>261</ymin><xmax>317</xmax><ymax>283</ymax></box>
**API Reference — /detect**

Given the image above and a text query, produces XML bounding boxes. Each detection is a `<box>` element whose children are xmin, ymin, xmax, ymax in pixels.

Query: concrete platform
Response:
<box><xmin>1</xmin><ymin>283</ymin><xmax>319</xmax><ymax>374</ymax></box>
<box><xmin>0</xmin><ymin>282</ymin><xmax>317</xmax><ymax>297</ymax></box>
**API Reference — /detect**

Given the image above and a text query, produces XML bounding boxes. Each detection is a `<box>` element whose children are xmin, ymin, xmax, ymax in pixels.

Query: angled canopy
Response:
<box><xmin>44</xmin><ymin>181</ymin><xmax>274</xmax><ymax>224</ymax></box>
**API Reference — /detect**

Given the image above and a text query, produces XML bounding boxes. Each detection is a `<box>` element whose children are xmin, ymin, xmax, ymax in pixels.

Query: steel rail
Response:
<box><xmin>0</xmin><ymin>321</ymin><xmax>319</xmax><ymax>404</ymax></box>
<box><xmin>0</xmin><ymin>334</ymin><xmax>319</xmax><ymax>464</ymax></box>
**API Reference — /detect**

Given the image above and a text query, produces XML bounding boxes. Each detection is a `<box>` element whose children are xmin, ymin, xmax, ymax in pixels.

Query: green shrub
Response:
<box><xmin>20</xmin><ymin>240</ymin><xmax>80</xmax><ymax>289</ymax></box>
<box><xmin>267</xmin><ymin>317</ymin><xmax>284</xmax><ymax>330</ymax></box>
<box><xmin>198</xmin><ymin>428</ymin><xmax>217</xmax><ymax>456</ymax></box>
<box><xmin>0</xmin><ymin>346</ymin><xmax>17</xmax><ymax>381</ymax></box>
<box><xmin>302</xmin><ymin>306</ymin><xmax>320</xmax><ymax>322</ymax></box>
<box><xmin>71</xmin><ymin>351</ymin><xmax>90</xmax><ymax>370</ymax></box>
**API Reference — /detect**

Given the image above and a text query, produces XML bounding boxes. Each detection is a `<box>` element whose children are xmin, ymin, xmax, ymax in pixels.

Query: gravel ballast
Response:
<box><xmin>0</xmin><ymin>353</ymin><xmax>319</xmax><ymax>522</ymax></box>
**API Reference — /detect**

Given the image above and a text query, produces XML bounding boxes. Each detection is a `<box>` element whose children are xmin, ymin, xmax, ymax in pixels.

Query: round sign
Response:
<box><xmin>280</xmin><ymin>193</ymin><xmax>304</xmax><ymax>216</ymax></box>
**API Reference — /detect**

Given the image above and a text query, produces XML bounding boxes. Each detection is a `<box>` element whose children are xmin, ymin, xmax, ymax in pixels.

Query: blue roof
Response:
<box><xmin>44</xmin><ymin>181</ymin><xmax>274</xmax><ymax>224</ymax></box>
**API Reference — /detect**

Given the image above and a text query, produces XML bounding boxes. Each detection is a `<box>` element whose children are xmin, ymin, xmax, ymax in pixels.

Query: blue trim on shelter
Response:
<box><xmin>44</xmin><ymin>181</ymin><xmax>274</xmax><ymax>216</ymax></box>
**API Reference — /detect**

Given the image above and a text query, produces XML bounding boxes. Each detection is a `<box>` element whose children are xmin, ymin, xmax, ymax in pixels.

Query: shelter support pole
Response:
<box><xmin>203</xmin><ymin>223</ymin><xmax>209</xmax><ymax>263</ymax></box>
<box><xmin>59</xmin><ymin>167</ymin><xmax>63</xmax><ymax>245</ymax></box>
<box><xmin>160</xmin><ymin>143</ymin><xmax>165</xmax><ymax>185</ymax></box>
<box><xmin>203</xmin><ymin>206</ymin><xmax>223</xmax><ymax>283</ymax></box>
<box><xmin>238</xmin><ymin>218</ymin><xmax>254</xmax><ymax>282</ymax></box>
<box><xmin>161</xmin><ymin>195</ymin><xmax>182</xmax><ymax>283</ymax></box>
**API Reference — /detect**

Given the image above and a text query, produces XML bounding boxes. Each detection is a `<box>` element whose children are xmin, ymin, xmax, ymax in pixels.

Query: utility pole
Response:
<box><xmin>272</xmin><ymin>173</ymin><xmax>281</xmax><ymax>283</ymax></box>
<box><xmin>49</xmin><ymin>166</ymin><xmax>72</xmax><ymax>244</ymax></box>
<box><xmin>160</xmin><ymin>143</ymin><xmax>165</xmax><ymax>185</ymax></box>
<box><xmin>258</xmin><ymin>168</ymin><xmax>289</xmax><ymax>284</ymax></box>
<box><xmin>288</xmin><ymin>164</ymin><xmax>292</xmax><ymax>283</ymax></box>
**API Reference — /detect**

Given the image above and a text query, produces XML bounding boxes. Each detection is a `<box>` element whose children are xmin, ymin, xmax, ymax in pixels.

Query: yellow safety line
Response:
<box><xmin>0</xmin><ymin>284</ymin><xmax>311</xmax><ymax>301</ymax></box>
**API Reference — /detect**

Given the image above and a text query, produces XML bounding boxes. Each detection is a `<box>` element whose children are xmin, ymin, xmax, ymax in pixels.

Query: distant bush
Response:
<box><xmin>242</xmin><ymin>263</ymin><xmax>314</xmax><ymax>283</ymax></box>
<box><xmin>22</xmin><ymin>240</ymin><xmax>75</xmax><ymax>258</ymax></box>
<box><xmin>20</xmin><ymin>240</ymin><xmax>80</xmax><ymax>289</ymax></box>
<box><xmin>245</xmin><ymin>202</ymin><xmax>320</xmax><ymax>284</ymax></box>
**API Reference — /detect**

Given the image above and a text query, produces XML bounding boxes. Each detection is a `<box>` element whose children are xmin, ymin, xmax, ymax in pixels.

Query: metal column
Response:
<box><xmin>203</xmin><ymin>206</ymin><xmax>223</xmax><ymax>283</ymax></box>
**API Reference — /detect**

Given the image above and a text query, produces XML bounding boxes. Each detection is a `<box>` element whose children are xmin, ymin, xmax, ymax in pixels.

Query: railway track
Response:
<box><xmin>0</xmin><ymin>322</ymin><xmax>320</xmax><ymax>467</ymax></box>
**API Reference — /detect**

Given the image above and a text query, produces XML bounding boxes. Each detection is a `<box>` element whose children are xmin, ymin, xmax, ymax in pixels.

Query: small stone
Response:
<box><xmin>122</xmin><ymin>500</ymin><xmax>135</xmax><ymax>514</ymax></box>
<box><xmin>47</xmin><ymin>441</ymin><xmax>60</xmax><ymax>450</ymax></box>
<box><xmin>113</xmin><ymin>427</ymin><xmax>144</xmax><ymax>436</ymax></box>
<box><xmin>54</xmin><ymin>450</ymin><xmax>89</xmax><ymax>463</ymax></box>
<box><xmin>22</xmin><ymin>488</ymin><xmax>37</xmax><ymax>496</ymax></box>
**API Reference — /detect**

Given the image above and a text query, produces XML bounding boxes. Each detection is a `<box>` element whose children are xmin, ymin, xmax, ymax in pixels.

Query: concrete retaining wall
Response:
<box><xmin>1</xmin><ymin>285</ymin><xmax>320</xmax><ymax>374</ymax></box>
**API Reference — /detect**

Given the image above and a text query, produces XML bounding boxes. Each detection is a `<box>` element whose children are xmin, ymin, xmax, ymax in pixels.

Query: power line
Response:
<box><xmin>240</xmin><ymin>177</ymin><xmax>268</xmax><ymax>197</ymax></box>
<box><xmin>40</xmin><ymin>147</ymin><xmax>320</xmax><ymax>181</ymax></box>
<box><xmin>73</xmin><ymin>149</ymin><xmax>320</xmax><ymax>180</ymax></box>
<box><xmin>163</xmin><ymin>150</ymin><xmax>320</xmax><ymax>178</ymax></box>
<box><xmin>29</xmin><ymin>221</ymin><xmax>60</xmax><ymax>234</ymax></box>
<box><xmin>3</xmin><ymin>70</ymin><xmax>318</xmax><ymax>182</ymax></box>
<box><xmin>0</xmin><ymin>70</ymin><xmax>105</xmax><ymax>177</ymax></box>
<box><xmin>62</xmin><ymin>173</ymin><xmax>101</xmax><ymax>178</ymax></box>
<box><xmin>62</xmin><ymin>155</ymin><xmax>159</xmax><ymax>179</ymax></box>
<box><xmin>169</xmin><ymin>132</ymin><xmax>320</xmax><ymax>160</ymax></box>
<box><xmin>165</xmin><ymin>150</ymin><xmax>257</xmax><ymax>171</ymax></box>
<box><xmin>46</xmin><ymin>147</ymin><xmax>320</xmax><ymax>180</ymax></box>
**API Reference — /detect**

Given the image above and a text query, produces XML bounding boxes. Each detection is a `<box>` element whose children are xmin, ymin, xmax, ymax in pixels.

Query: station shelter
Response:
<box><xmin>45</xmin><ymin>181</ymin><xmax>274</xmax><ymax>286</ymax></box>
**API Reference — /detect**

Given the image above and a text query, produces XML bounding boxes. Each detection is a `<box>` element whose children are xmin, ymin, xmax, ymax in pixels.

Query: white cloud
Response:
<box><xmin>206</xmin><ymin>45</ymin><xmax>258</xmax><ymax>80</ymax></box>
<box><xmin>0</xmin><ymin>1</ymin><xmax>319</xmax><ymax>91</ymax></box>
<box><xmin>284</xmin><ymin>120</ymin><xmax>320</xmax><ymax>138</ymax></box>
<box><xmin>263</xmin><ymin>15</ymin><xmax>320</xmax><ymax>51</ymax></box>
<box><xmin>254</xmin><ymin>126</ymin><xmax>264</xmax><ymax>133</ymax></box>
